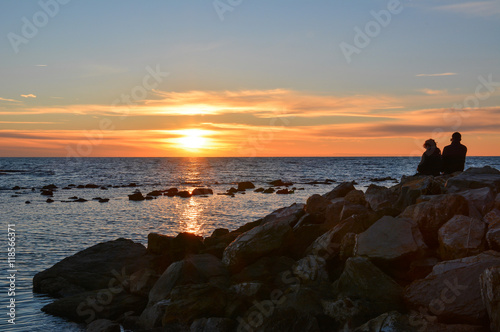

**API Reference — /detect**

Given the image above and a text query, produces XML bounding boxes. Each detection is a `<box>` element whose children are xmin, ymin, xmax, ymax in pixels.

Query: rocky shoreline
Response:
<box><xmin>33</xmin><ymin>166</ymin><xmax>500</xmax><ymax>332</ymax></box>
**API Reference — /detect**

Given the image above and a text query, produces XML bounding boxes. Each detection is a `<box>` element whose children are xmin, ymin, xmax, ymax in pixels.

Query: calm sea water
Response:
<box><xmin>1</xmin><ymin>157</ymin><xmax>499</xmax><ymax>331</ymax></box>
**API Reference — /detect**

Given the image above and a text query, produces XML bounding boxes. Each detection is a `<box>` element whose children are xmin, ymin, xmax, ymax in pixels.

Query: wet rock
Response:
<box><xmin>85</xmin><ymin>184</ymin><xmax>99</xmax><ymax>189</ymax></box>
<box><xmin>25</xmin><ymin>201</ymin><xmax>30</xmax><ymax>204</ymax></box>
<box><xmin>222</xmin><ymin>219</ymin><xmax>293</xmax><ymax>272</ymax></box>
<box><xmin>42</xmin><ymin>289</ymin><xmax>147</xmax><ymax>324</ymax></box>
<box><xmin>323</xmin><ymin>182</ymin><xmax>355</xmax><ymax>201</ymax></box>
<box><xmin>276</xmin><ymin>188</ymin><xmax>294</xmax><ymax>194</ymax></box>
<box><xmin>305</xmin><ymin>194</ymin><xmax>331</xmax><ymax>223</ymax></box>
<box><xmin>438</xmin><ymin>215</ymin><xmax>486</xmax><ymax>260</ymax></box>
<box><xmin>404</xmin><ymin>251</ymin><xmax>500</xmax><ymax>325</ymax></box>
<box><xmin>177</xmin><ymin>190</ymin><xmax>192</xmax><ymax>198</ymax></box>
<box><xmin>446</xmin><ymin>166</ymin><xmax>500</xmax><ymax>193</ymax></box>
<box><xmin>43</xmin><ymin>184</ymin><xmax>58</xmax><ymax>190</ymax></box>
<box><xmin>33</xmin><ymin>238</ymin><xmax>151</xmax><ymax>298</ymax></box>
<box><xmin>458</xmin><ymin>187</ymin><xmax>496</xmax><ymax>217</ymax></box>
<box><xmin>147</xmin><ymin>190</ymin><xmax>163</xmax><ymax>197</ymax></box>
<box><xmin>128</xmin><ymin>192</ymin><xmax>145</xmax><ymax>201</ymax></box>
<box><xmin>46</xmin><ymin>198</ymin><xmax>54</xmax><ymax>203</ymax></box>
<box><xmin>263</xmin><ymin>188</ymin><xmax>275</xmax><ymax>194</ymax></box>
<box><xmin>237</xmin><ymin>182</ymin><xmax>255</xmax><ymax>191</ymax></box>
<box><xmin>480</xmin><ymin>266</ymin><xmax>500</xmax><ymax>332</ymax></box>
<box><xmin>86</xmin><ymin>319</ymin><xmax>120</xmax><ymax>332</ymax></box>
<box><xmin>164</xmin><ymin>188</ymin><xmax>178</xmax><ymax>197</ymax></box>
<box><xmin>75</xmin><ymin>198</ymin><xmax>88</xmax><ymax>202</ymax></box>
<box><xmin>12</xmin><ymin>186</ymin><xmax>20</xmax><ymax>190</ymax></box>
<box><xmin>98</xmin><ymin>198</ymin><xmax>109</xmax><ymax>203</ymax></box>
<box><xmin>269</xmin><ymin>179</ymin><xmax>292</xmax><ymax>187</ymax></box>
<box><xmin>356</xmin><ymin>216</ymin><xmax>428</xmax><ymax>267</ymax></box>
<box><xmin>254</xmin><ymin>187</ymin><xmax>265</xmax><ymax>193</ymax></box>
<box><xmin>190</xmin><ymin>317</ymin><xmax>235</xmax><ymax>332</ymax></box>
<box><xmin>192</xmin><ymin>188</ymin><xmax>213</xmax><ymax>195</ymax></box>
<box><xmin>400</xmin><ymin>194</ymin><xmax>469</xmax><ymax>248</ymax></box>
<box><xmin>41</xmin><ymin>190</ymin><xmax>54</xmax><ymax>196</ymax></box>
<box><xmin>365</xmin><ymin>184</ymin><xmax>399</xmax><ymax>211</ymax></box>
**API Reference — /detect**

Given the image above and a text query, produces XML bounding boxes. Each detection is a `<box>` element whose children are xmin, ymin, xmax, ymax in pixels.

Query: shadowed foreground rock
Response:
<box><xmin>34</xmin><ymin>166</ymin><xmax>500</xmax><ymax>331</ymax></box>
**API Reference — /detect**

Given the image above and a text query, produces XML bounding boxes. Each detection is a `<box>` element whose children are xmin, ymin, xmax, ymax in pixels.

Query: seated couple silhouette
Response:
<box><xmin>417</xmin><ymin>132</ymin><xmax>467</xmax><ymax>176</ymax></box>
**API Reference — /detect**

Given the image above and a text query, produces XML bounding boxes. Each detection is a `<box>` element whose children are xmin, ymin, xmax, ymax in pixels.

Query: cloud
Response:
<box><xmin>435</xmin><ymin>1</ymin><xmax>500</xmax><ymax>17</ymax></box>
<box><xmin>416</xmin><ymin>73</ymin><xmax>458</xmax><ymax>77</ymax></box>
<box><xmin>20</xmin><ymin>94</ymin><xmax>37</xmax><ymax>98</ymax></box>
<box><xmin>418</xmin><ymin>89</ymin><xmax>448</xmax><ymax>95</ymax></box>
<box><xmin>35</xmin><ymin>64</ymin><xmax>47</xmax><ymax>67</ymax></box>
<box><xmin>0</xmin><ymin>97</ymin><xmax>21</xmax><ymax>103</ymax></box>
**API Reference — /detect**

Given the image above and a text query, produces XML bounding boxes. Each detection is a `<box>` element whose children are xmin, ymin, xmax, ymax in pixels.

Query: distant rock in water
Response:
<box><xmin>269</xmin><ymin>179</ymin><xmax>293</xmax><ymax>187</ymax></box>
<box><xmin>128</xmin><ymin>192</ymin><xmax>145</xmax><ymax>201</ymax></box>
<box><xmin>237</xmin><ymin>182</ymin><xmax>255</xmax><ymax>191</ymax></box>
<box><xmin>192</xmin><ymin>188</ymin><xmax>214</xmax><ymax>196</ymax></box>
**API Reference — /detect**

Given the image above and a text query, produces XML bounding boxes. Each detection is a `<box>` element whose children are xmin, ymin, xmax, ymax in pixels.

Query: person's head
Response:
<box><xmin>423</xmin><ymin>139</ymin><xmax>437</xmax><ymax>149</ymax></box>
<box><xmin>451</xmin><ymin>132</ymin><xmax>462</xmax><ymax>142</ymax></box>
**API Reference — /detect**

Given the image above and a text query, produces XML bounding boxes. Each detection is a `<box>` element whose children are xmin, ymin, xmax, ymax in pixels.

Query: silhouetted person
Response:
<box><xmin>417</xmin><ymin>139</ymin><xmax>442</xmax><ymax>176</ymax></box>
<box><xmin>442</xmin><ymin>132</ymin><xmax>467</xmax><ymax>174</ymax></box>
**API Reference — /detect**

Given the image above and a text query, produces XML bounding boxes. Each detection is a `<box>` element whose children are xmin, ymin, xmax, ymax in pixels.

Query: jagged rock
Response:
<box><xmin>339</xmin><ymin>203</ymin><xmax>373</xmax><ymax>222</ymax></box>
<box><xmin>307</xmin><ymin>214</ymin><xmax>375</xmax><ymax>259</ymax></box>
<box><xmin>438</xmin><ymin>215</ymin><xmax>486</xmax><ymax>260</ymax></box>
<box><xmin>365</xmin><ymin>184</ymin><xmax>399</xmax><ymax>211</ymax></box>
<box><xmin>458</xmin><ymin>187</ymin><xmax>496</xmax><ymax>217</ymax></box>
<box><xmin>330</xmin><ymin>257</ymin><xmax>404</xmax><ymax>327</ymax></box>
<box><xmin>237</xmin><ymin>182</ymin><xmax>255</xmax><ymax>191</ymax></box>
<box><xmin>147</xmin><ymin>190</ymin><xmax>163</xmax><ymax>197</ymax></box>
<box><xmin>190</xmin><ymin>317</ymin><xmax>235</xmax><ymax>332</ymax></box>
<box><xmin>324</xmin><ymin>198</ymin><xmax>345</xmax><ymax>228</ymax></box>
<box><xmin>261</xmin><ymin>203</ymin><xmax>305</xmax><ymax>226</ymax></box>
<box><xmin>480</xmin><ymin>266</ymin><xmax>500</xmax><ymax>332</ymax></box>
<box><xmin>356</xmin><ymin>216</ymin><xmax>428</xmax><ymax>267</ymax></box>
<box><xmin>147</xmin><ymin>232</ymin><xmax>204</xmax><ymax>262</ymax></box>
<box><xmin>178</xmin><ymin>190</ymin><xmax>192</xmax><ymax>198</ymax></box>
<box><xmin>147</xmin><ymin>254</ymin><xmax>229</xmax><ymax>307</ymax></box>
<box><xmin>400</xmin><ymin>194</ymin><xmax>469</xmax><ymax>248</ymax></box>
<box><xmin>344</xmin><ymin>189</ymin><xmax>367</xmax><ymax>206</ymax></box>
<box><xmin>289</xmin><ymin>224</ymin><xmax>326</xmax><ymax>258</ymax></box>
<box><xmin>240</xmin><ymin>307</ymin><xmax>320</xmax><ymax>332</ymax></box>
<box><xmin>353</xmin><ymin>311</ymin><xmax>418</xmax><ymax>332</ymax></box>
<box><xmin>162</xmin><ymin>284</ymin><xmax>228</xmax><ymax>325</ymax></box>
<box><xmin>128</xmin><ymin>192</ymin><xmax>145</xmax><ymax>201</ymax></box>
<box><xmin>486</xmin><ymin>219</ymin><xmax>500</xmax><ymax>251</ymax></box>
<box><xmin>446</xmin><ymin>166</ymin><xmax>500</xmax><ymax>193</ymax></box>
<box><xmin>292</xmin><ymin>255</ymin><xmax>329</xmax><ymax>283</ymax></box>
<box><xmin>164</xmin><ymin>188</ymin><xmax>178</xmax><ymax>197</ymax></box>
<box><xmin>86</xmin><ymin>319</ymin><xmax>120</xmax><ymax>332</ymax></box>
<box><xmin>404</xmin><ymin>251</ymin><xmax>500</xmax><ymax>325</ymax></box>
<box><xmin>305</xmin><ymin>194</ymin><xmax>332</xmax><ymax>222</ymax></box>
<box><xmin>484</xmin><ymin>209</ymin><xmax>500</xmax><ymax>226</ymax></box>
<box><xmin>85</xmin><ymin>184</ymin><xmax>99</xmax><ymax>188</ymax></box>
<box><xmin>395</xmin><ymin>175</ymin><xmax>443</xmax><ymax>210</ymax></box>
<box><xmin>276</xmin><ymin>188</ymin><xmax>294</xmax><ymax>194</ymax></box>
<box><xmin>233</xmin><ymin>256</ymin><xmax>295</xmax><ymax>284</ymax></box>
<box><xmin>269</xmin><ymin>179</ymin><xmax>292</xmax><ymax>187</ymax></box>
<box><xmin>192</xmin><ymin>188</ymin><xmax>214</xmax><ymax>195</ymax></box>
<box><xmin>33</xmin><ymin>238</ymin><xmax>151</xmax><ymax>298</ymax></box>
<box><xmin>41</xmin><ymin>289</ymin><xmax>147</xmax><ymax>324</ymax></box>
<box><xmin>323</xmin><ymin>182</ymin><xmax>355</xmax><ymax>201</ymax></box>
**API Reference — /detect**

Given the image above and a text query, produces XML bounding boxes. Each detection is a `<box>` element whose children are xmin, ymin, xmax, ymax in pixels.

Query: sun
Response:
<box><xmin>177</xmin><ymin>129</ymin><xmax>208</xmax><ymax>150</ymax></box>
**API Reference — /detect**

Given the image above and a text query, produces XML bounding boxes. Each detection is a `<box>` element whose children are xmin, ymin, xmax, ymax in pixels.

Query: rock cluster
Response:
<box><xmin>33</xmin><ymin>166</ymin><xmax>500</xmax><ymax>331</ymax></box>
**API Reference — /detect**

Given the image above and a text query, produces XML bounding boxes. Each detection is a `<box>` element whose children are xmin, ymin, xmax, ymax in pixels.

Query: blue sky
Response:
<box><xmin>1</xmin><ymin>0</ymin><xmax>499</xmax><ymax>156</ymax></box>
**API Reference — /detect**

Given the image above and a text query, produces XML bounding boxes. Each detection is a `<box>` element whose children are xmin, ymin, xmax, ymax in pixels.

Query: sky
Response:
<box><xmin>1</xmin><ymin>0</ymin><xmax>499</xmax><ymax>157</ymax></box>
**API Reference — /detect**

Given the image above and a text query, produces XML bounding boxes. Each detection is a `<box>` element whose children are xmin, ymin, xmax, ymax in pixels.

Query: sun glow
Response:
<box><xmin>176</xmin><ymin>129</ymin><xmax>209</xmax><ymax>150</ymax></box>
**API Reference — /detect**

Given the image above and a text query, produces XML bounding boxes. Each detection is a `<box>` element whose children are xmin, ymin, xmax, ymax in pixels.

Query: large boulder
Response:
<box><xmin>86</xmin><ymin>319</ymin><xmax>120</xmax><ymax>332</ymax></box>
<box><xmin>458</xmin><ymin>187</ymin><xmax>496</xmax><ymax>217</ymax></box>
<box><xmin>260</xmin><ymin>203</ymin><xmax>305</xmax><ymax>226</ymax></box>
<box><xmin>395</xmin><ymin>175</ymin><xmax>443</xmax><ymax>210</ymax></box>
<box><xmin>233</xmin><ymin>255</ymin><xmax>295</xmax><ymax>284</ymax></box>
<box><xmin>356</xmin><ymin>216</ymin><xmax>428</xmax><ymax>267</ymax></box>
<box><xmin>446</xmin><ymin>166</ymin><xmax>500</xmax><ymax>193</ymax></box>
<box><xmin>41</xmin><ymin>289</ymin><xmax>147</xmax><ymax>324</ymax></box>
<box><xmin>237</xmin><ymin>181</ymin><xmax>255</xmax><ymax>191</ymax></box>
<box><xmin>480</xmin><ymin>266</ymin><xmax>500</xmax><ymax>332</ymax></box>
<box><xmin>438</xmin><ymin>215</ymin><xmax>487</xmax><ymax>260</ymax></box>
<box><xmin>147</xmin><ymin>232</ymin><xmax>205</xmax><ymax>271</ymax></box>
<box><xmin>324</xmin><ymin>198</ymin><xmax>345</xmax><ymax>228</ymax></box>
<box><xmin>400</xmin><ymin>194</ymin><xmax>469</xmax><ymax>248</ymax></box>
<box><xmin>487</xmin><ymin>222</ymin><xmax>500</xmax><ymax>251</ymax></box>
<box><xmin>147</xmin><ymin>254</ymin><xmax>229</xmax><ymax>306</ymax></box>
<box><xmin>190</xmin><ymin>317</ymin><xmax>235</xmax><ymax>332</ymax></box>
<box><xmin>222</xmin><ymin>219</ymin><xmax>293</xmax><ymax>271</ymax></box>
<box><xmin>323</xmin><ymin>182</ymin><xmax>355</xmax><ymax>201</ymax></box>
<box><xmin>344</xmin><ymin>189</ymin><xmax>367</xmax><ymax>206</ymax></box>
<box><xmin>305</xmin><ymin>194</ymin><xmax>332</xmax><ymax>223</ymax></box>
<box><xmin>364</xmin><ymin>184</ymin><xmax>399</xmax><ymax>211</ymax></box>
<box><xmin>330</xmin><ymin>257</ymin><xmax>404</xmax><ymax>327</ymax></box>
<box><xmin>239</xmin><ymin>307</ymin><xmax>320</xmax><ymax>332</ymax></box>
<box><xmin>404</xmin><ymin>251</ymin><xmax>500</xmax><ymax>325</ymax></box>
<box><xmin>33</xmin><ymin>238</ymin><xmax>151</xmax><ymax>298</ymax></box>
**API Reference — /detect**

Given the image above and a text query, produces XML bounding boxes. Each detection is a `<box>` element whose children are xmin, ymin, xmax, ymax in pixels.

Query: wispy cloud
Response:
<box><xmin>435</xmin><ymin>1</ymin><xmax>500</xmax><ymax>17</ymax></box>
<box><xmin>418</xmin><ymin>89</ymin><xmax>448</xmax><ymax>95</ymax></box>
<box><xmin>0</xmin><ymin>97</ymin><xmax>21</xmax><ymax>103</ymax></box>
<box><xmin>35</xmin><ymin>64</ymin><xmax>48</xmax><ymax>67</ymax></box>
<box><xmin>20</xmin><ymin>94</ymin><xmax>37</xmax><ymax>98</ymax></box>
<box><xmin>416</xmin><ymin>73</ymin><xmax>457</xmax><ymax>77</ymax></box>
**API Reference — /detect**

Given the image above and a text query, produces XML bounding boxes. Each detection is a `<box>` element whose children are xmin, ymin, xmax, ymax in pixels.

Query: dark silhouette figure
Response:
<box><xmin>417</xmin><ymin>139</ymin><xmax>442</xmax><ymax>176</ymax></box>
<box><xmin>442</xmin><ymin>132</ymin><xmax>467</xmax><ymax>174</ymax></box>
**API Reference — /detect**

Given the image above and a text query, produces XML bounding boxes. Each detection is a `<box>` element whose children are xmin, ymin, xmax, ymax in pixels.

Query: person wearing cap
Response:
<box><xmin>417</xmin><ymin>138</ymin><xmax>442</xmax><ymax>176</ymax></box>
<box><xmin>442</xmin><ymin>132</ymin><xmax>467</xmax><ymax>174</ymax></box>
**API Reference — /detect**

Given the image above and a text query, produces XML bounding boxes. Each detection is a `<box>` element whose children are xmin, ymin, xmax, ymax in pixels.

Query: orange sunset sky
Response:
<box><xmin>1</xmin><ymin>1</ymin><xmax>499</xmax><ymax>157</ymax></box>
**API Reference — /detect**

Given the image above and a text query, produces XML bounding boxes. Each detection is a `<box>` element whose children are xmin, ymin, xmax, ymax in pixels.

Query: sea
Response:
<box><xmin>1</xmin><ymin>157</ymin><xmax>499</xmax><ymax>331</ymax></box>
